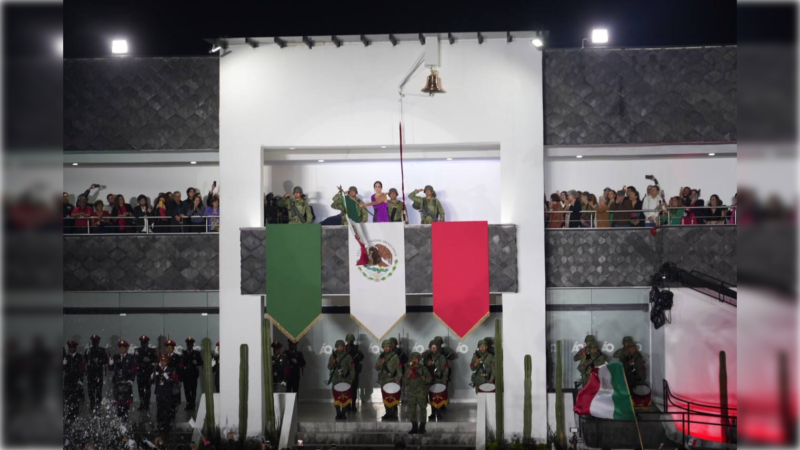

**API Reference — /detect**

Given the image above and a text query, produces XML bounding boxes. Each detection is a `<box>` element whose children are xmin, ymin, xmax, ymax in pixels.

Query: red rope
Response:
<box><xmin>399</xmin><ymin>122</ymin><xmax>407</xmax><ymax>221</ymax></box>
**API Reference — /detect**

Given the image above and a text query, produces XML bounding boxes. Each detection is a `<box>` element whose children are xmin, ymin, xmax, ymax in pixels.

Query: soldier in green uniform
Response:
<box><xmin>276</xmin><ymin>186</ymin><xmax>314</xmax><ymax>224</ymax></box>
<box><xmin>470</xmin><ymin>340</ymin><xmax>495</xmax><ymax>394</ymax></box>
<box><xmin>573</xmin><ymin>334</ymin><xmax>597</xmax><ymax>363</ymax></box>
<box><xmin>404</xmin><ymin>352</ymin><xmax>432</xmax><ymax>435</ymax></box>
<box><xmin>327</xmin><ymin>340</ymin><xmax>354</xmax><ymax>421</ymax></box>
<box><xmin>612</xmin><ymin>336</ymin><xmax>635</xmax><ymax>360</ymax></box>
<box><xmin>387</xmin><ymin>188</ymin><xmax>405</xmax><ymax>223</ymax></box>
<box><xmin>345</xmin><ymin>333</ymin><xmax>364</xmax><ymax>412</ymax></box>
<box><xmin>618</xmin><ymin>339</ymin><xmax>647</xmax><ymax>388</ymax></box>
<box><xmin>409</xmin><ymin>185</ymin><xmax>445</xmax><ymax>224</ymax></box>
<box><xmin>425</xmin><ymin>340</ymin><xmax>450</xmax><ymax>421</ymax></box>
<box><xmin>375</xmin><ymin>340</ymin><xmax>402</xmax><ymax>421</ymax></box>
<box><xmin>390</xmin><ymin>337</ymin><xmax>408</xmax><ymax>372</ymax></box>
<box><xmin>578</xmin><ymin>343</ymin><xmax>607</xmax><ymax>386</ymax></box>
<box><xmin>332</xmin><ymin>186</ymin><xmax>368</xmax><ymax>225</ymax></box>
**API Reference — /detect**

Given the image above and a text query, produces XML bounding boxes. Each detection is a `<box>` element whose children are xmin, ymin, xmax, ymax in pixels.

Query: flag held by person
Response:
<box><xmin>574</xmin><ymin>362</ymin><xmax>636</xmax><ymax>420</ymax></box>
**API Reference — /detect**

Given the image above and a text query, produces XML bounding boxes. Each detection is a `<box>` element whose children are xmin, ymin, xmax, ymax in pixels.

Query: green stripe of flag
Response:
<box><xmin>607</xmin><ymin>362</ymin><xmax>636</xmax><ymax>420</ymax></box>
<box><xmin>265</xmin><ymin>224</ymin><xmax>322</xmax><ymax>340</ymax></box>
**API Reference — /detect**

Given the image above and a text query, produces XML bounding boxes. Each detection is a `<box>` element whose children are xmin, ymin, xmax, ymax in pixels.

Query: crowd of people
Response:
<box><xmin>63</xmin><ymin>185</ymin><xmax>221</xmax><ymax>234</ymax></box>
<box><xmin>546</xmin><ymin>177</ymin><xmax>737</xmax><ymax>228</ymax></box>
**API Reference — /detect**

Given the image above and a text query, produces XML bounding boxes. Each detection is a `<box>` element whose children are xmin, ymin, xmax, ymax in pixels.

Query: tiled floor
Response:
<box><xmin>298</xmin><ymin>402</ymin><xmax>477</xmax><ymax>423</ymax></box>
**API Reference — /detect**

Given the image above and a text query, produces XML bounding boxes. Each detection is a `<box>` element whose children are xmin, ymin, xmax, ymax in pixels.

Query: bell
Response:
<box><xmin>421</xmin><ymin>68</ymin><xmax>445</xmax><ymax>96</ymax></box>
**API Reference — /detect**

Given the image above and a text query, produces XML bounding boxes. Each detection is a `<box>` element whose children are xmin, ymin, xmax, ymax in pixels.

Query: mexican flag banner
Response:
<box><xmin>265</xmin><ymin>224</ymin><xmax>322</xmax><ymax>341</ymax></box>
<box><xmin>348</xmin><ymin>221</ymin><xmax>406</xmax><ymax>341</ymax></box>
<box><xmin>574</xmin><ymin>362</ymin><xmax>636</xmax><ymax>420</ymax></box>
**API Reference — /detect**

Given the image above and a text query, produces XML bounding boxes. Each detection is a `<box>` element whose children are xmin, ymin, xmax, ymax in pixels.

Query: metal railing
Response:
<box><xmin>545</xmin><ymin>206</ymin><xmax>735</xmax><ymax>228</ymax></box>
<box><xmin>663</xmin><ymin>379</ymin><xmax>737</xmax><ymax>444</ymax></box>
<box><xmin>63</xmin><ymin>215</ymin><xmax>220</xmax><ymax>235</ymax></box>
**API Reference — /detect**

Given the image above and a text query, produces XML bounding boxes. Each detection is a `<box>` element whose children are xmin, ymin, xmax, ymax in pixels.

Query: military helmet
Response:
<box><xmin>389</xmin><ymin>188</ymin><xmax>399</xmax><ymax>196</ymax></box>
<box><xmin>292</xmin><ymin>186</ymin><xmax>304</xmax><ymax>195</ymax></box>
<box><xmin>477</xmin><ymin>339</ymin><xmax>487</xmax><ymax>347</ymax></box>
<box><xmin>410</xmin><ymin>352</ymin><xmax>421</xmax><ymax>360</ymax></box>
<box><xmin>389</xmin><ymin>337</ymin><xmax>398</xmax><ymax>346</ymax></box>
<box><xmin>348</xmin><ymin>186</ymin><xmax>358</xmax><ymax>195</ymax></box>
<box><xmin>586</xmin><ymin>342</ymin><xmax>600</xmax><ymax>350</ymax></box>
<box><xmin>584</xmin><ymin>335</ymin><xmax>597</xmax><ymax>345</ymax></box>
<box><xmin>622</xmin><ymin>336</ymin><xmax>634</xmax><ymax>347</ymax></box>
<box><xmin>345</xmin><ymin>333</ymin><xmax>355</xmax><ymax>342</ymax></box>
<box><xmin>334</xmin><ymin>340</ymin><xmax>345</xmax><ymax>348</ymax></box>
<box><xmin>429</xmin><ymin>340</ymin><xmax>438</xmax><ymax>349</ymax></box>
<box><xmin>483</xmin><ymin>337</ymin><xmax>494</xmax><ymax>347</ymax></box>
<box><xmin>433</xmin><ymin>336</ymin><xmax>444</xmax><ymax>345</ymax></box>
<box><xmin>381</xmin><ymin>340</ymin><xmax>392</xmax><ymax>348</ymax></box>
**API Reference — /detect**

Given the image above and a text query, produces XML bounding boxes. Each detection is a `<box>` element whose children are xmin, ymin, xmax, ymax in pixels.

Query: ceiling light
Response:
<box><xmin>111</xmin><ymin>39</ymin><xmax>128</xmax><ymax>54</ymax></box>
<box><xmin>381</xmin><ymin>146</ymin><xmax>387</xmax><ymax>149</ymax></box>
<box><xmin>201</xmin><ymin>313</ymin><xmax>208</xmax><ymax>316</ymax></box>
<box><xmin>289</xmin><ymin>147</ymin><xmax>296</xmax><ymax>150</ymax></box>
<box><xmin>318</xmin><ymin>159</ymin><xmax>325</xmax><ymax>163</ymax></box>
<box><xmin>72</xmin><ymin>163</ymin><xmax>79</xmax><ymax>166</ymax></box>
<box><xmin>532</xmin><ymin>38</ymin><xmax>544</xmax><ymax>48</ymax></box>
<box><xmin>576</xmin><ymin>155</ymin><xmax>583</xmax><ymax>159</ymax></box>
<box><xmin>446</xmin><ymin>158</ymin><xmax>453</xmax><ymax>161</ymax></box>
<box><xmin>190</xmin><ymin>161</ymin><xmax>197</xmax><ymax>165</ymax></box>
<box><xmin>591</xmin><ymin>29</ymin><xmax>609</xmax><ymax>44</ymax></box>
<box><xmin>708</xmin><ymin>153</ymin><xmax>716</xmax><ymax>156</ymax></box>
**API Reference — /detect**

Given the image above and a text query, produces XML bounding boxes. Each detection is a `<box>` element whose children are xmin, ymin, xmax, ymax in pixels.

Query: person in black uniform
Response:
<box><xmin>181</xmin><ymin>337</ymin><xmax>204</xmax><ymax>410</ymax></box>
<box><xmin>110</xmin><ymin>340</ymin><xmax>137</xmax><ymax>420</ymax></box>
<box><xmin>286</xmin><ymin>341</ymin><xmax>306</xmax><ymax>394</ymax></box>
<box><xmin>345</xmin><ymin>334</ymin><xmax>364</xmax><ymax>412</ymax></box>
<box><xmin>272</xmin><ymin>342</ymin><xmax>290</xmax><ymax>392</ymax></box>
<box><xmin>134</xmin><ymin>335</ymin><xmax>157</xmax><ymax>411</ymax></box>
<box><xmin>164</xmin><ymin>339</ymin><xmax>183</xmax><ymax>417</ymax></box>
<box><xmin>84</xmin><ymin>334</ymin><xmax>108</xmax><ymax>413</ymax></box>
<box><xmin>390</xmin><ymin>337</ymin><xmax>408</xmax><ymax>371</ymax></box>
<box><xmin>153</xmin><ymin>353</ymin><xmax>179</xmax><ymax>433</ymax></box>
<box><xmin>63</xmin><ymin>340</ymin><xmax>85</xmax><ymax>427</ymax></box>
<box><xmin>212</xmin><ymin>341</ymin><xmax>220</xmax><ymax>393</ymax></box>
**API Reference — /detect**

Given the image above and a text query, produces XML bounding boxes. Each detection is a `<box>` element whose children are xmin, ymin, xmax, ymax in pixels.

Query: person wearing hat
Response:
<box><xmin>276</xmin><ymin>186</ymin><xmax>314</xmax><ymax>224</ymax></box>
<box><xmin>134</xmin><ymin>335</ymin><xmax>158</xmax><ymax>411</ymax></box>
<box><xmin>344</xmin><ymin>334</ymin><xmax>364</xmax><ymax>412</ymax></box>
<box><xmin>84</xmin><ymin>334</ymin><xmax>109</xmax><ymax>413</ymax></box>
<box><xmin>470</xmin><ymin>340</ymin><xmax>495</xmax><ymax>394</ymax></box>
<box><xmin>153</xmin><ymin>353</ymin><xmax>180</xmax><ymax>433</ymax></box>
<box><xmin>182</xmin><ymin>337</ymin><xmax>204</xmax><ymax>410</ymax></box>
<box><xmin>409</xmin><ymin>186</ymin><xmax>445</xmax><ymax>224</ymax></box>
<box><xmin>327</xmin><ymin>340</ymin><xmax>354</xmax><ymax>420</ymax></box>
<box><xmin>272</xmin><ymin>341</ymin><xmax>290</xmax><ymax>392</ymax></box>
<box><xmin>164</xmin><ymin>339</ymin><xmax>183</xmax><ymax>417</ymax></box>
<box><xmin>286</xmin><ymin>341</ymin><xmax>306</xmax><ymax>395</ymax></box>
<box><xmin>573</xmin><ymin>335</ymin><xmax>597</xmax><ymax>364</ymax></box>
<box><xmin>578</xmin><ymin>343</ymin><xmax>607</xmax><ymax>386</ymax></box>
<box><xmin>404</xmin><ymin>352</ymin><xmax>432</xmax><ymax>434</ymax></box>
<box><xmin>612</xmin><ymin>336</ymin><xmax>635</xmax><ymax>360</ymax></box>
<box><xmin>424</xmin><ymin>340</ymin><xmax>450</xmax><ymax>422</ymax></box>
<box><xmin>375</xmin><ymin>340</ymin><xmax>402</xmax><ymax>420</ymax></box>
<box><xmin>619</xmin><ymin>339</ymin><xmax>646</xmax><ymax>388</ymax></box>
<box><xmin>63</xmin><ymin>340</ymin><xmax>85</xmax><ymax>426</ymax></box>
<box><xmin>110</xmin><ymin>340</ymin><xmax>137</xmax><ymax>419</ymax></box>
<box><xmin>332</xmin><ymin>186</ymin><xmax>368</xmax><ymax>225</ymax></box>
<box><xmin>387</xmin><ymin>188</ymin><xmax>406</xmax><ymax>223</ymax></box>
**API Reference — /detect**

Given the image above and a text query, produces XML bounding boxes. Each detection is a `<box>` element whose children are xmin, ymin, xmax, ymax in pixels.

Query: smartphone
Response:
<box><xmin>213</xmin><ymin>181</ymin><xmax>217</xmax><ymax>187</ymax></box>
<box><xmin>645</xmin><ymin>175</ymin><xmax>654</xmax><ymax>180</ymax></box>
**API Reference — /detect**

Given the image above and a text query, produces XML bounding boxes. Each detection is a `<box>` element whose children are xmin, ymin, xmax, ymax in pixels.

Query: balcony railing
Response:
<box><xmin>545</xmin><ymin>206</ymin><xmax>735</xmax><ymax>228</ymax></box>
<box><xmin>63</xmin><ymin>215</ymin><xmax>220</xmax><ymax>235</ymax></box>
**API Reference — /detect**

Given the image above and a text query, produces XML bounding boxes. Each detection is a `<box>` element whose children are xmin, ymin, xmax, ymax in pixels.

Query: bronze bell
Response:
<box><xmin>421</xmin><ymin>68</ymin><xmax>445</xmax><ymax>96</ymax></box>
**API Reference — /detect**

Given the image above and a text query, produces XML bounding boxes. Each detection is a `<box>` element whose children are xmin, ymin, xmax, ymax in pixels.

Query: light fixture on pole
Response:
<box><xmin>582</xmin><ymin>29</ymin><xmax>609</xmax><ymax>49</ymax></box>
<box><xmin>111</xmin><ymin>39</ymin><xmax>128</xmax><ymax>55</ymax></box>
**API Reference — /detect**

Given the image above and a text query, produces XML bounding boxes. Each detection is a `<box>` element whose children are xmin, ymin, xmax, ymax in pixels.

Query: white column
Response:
<box><xmin>500</xmin><ymin>48</ymin><xmax>547</xmax><ymax>441</ymax></box>
<box><xmin>219</xmin><ymin>52</ymin><xmax>265</xmax><ymax>436</ymax></box>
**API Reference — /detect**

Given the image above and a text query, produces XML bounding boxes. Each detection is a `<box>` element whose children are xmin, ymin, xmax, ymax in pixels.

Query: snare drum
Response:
<box><xmin>478</xmin><ymin>383</ymin><xmax>496</xmax><ymax>393</ymax></box>
<box><xmin>381</xmin><ymin>382</ymin><xmax>402</xmax><ymax>408</ymax></box>
<box><xmin>428</xmin><ymin>383</ymin><xmax>449</xmax><ymax>409</ymax></box>
<box><xmin>631</xmin><ymin>384</ymin><xmax>652</xmax><ymax>408</ymax></box>
<box><xmin>332</xmin><ymin>382</ymin><xmax>353</xmax><ymax>408</ymax></box>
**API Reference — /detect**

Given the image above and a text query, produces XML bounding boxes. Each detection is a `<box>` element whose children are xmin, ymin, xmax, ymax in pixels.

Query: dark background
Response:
<box><xmin>65</xmin><ymin>0</ymin><xmax>739</xmax><ymax>58</ymax></box>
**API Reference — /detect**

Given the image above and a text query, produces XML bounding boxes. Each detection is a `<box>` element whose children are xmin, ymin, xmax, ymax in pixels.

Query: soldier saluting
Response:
<box><xmin>470</xmin><ymin>339</ymin><xmax>495</xmax><ymax>393</ymax></box>
<box><xmin>409</xmin><ymin>186</ymin><xmax>445</xmax><ymax>224</ymax></box>
<box><xmin>84</xmin><ymin>334</ymin><xmax>108</xmax><ymax>413</ymax></box>
<box><xmin>134</xmin><ymin>335</ymin><xmax>157</xmax><ymax>411</ymax></box>
<box><xmin>405</xmin><ymin>352</ymin><xmax>432</xmax><ymax>435</ymax></box>
<box><xmin>344</xmin><ymin>334</ymin><xmax>363</xmax><ymax>412</ymax></box>
<box><xmin>182</xmin><ymin>337</ymin><xmax>203</xmax><ymax>410</ymax></box>
<box><xmin>109</xmin><ymin>340</ymin><xmax>137</xmax><ymax>420</ymax></box>
<box><xmin>63</xmin><ymin>340</ymin><xmax>85</xmax><ymax>426</ymax></box>
<box><xmin>376</xmin><ymin>340</ymin><xmax>402</xmax><ymax>421</ymax></box>
<box><xmin>277</xmin><ymin>186</ymin><xmax>313</xmax><ymax>224</ymax></box>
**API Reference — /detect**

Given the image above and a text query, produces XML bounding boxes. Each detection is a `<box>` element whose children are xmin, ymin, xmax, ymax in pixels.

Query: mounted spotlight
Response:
<box><xmin>591</xmin><ymin>29</ymin><xmax>609</xmax><ymax>44</ymax></box>
<box><xmin>111</xmin><ymin>39</ymin><xmax>128</xmax><ymax>54</ymax></box>
<box><xmin>532</xmin><ymin>38</ymin><xmax>544</xmax><ymax>48</ymax></box>
<box><xmin>421</xmin><ymin>68</ymin><xmax>445</xmax><ymax>96</ymax></box>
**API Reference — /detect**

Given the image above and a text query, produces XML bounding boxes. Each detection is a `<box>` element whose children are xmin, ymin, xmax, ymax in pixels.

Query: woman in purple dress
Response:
<box><xmin>363</xmin><ymin>181</ymin><xmax>389</xmax><ymax>222</ymax></box>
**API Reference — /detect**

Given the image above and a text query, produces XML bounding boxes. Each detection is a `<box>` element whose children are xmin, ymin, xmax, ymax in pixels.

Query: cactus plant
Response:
<box><xmin>262</xmin><ymin>316</ymin><xmax>276</xmax><ymax>437</ymax></box>
<box><xmin>719</xmin><ymin>351</ymin><xmax>729</xmax><ymax>443</ymax></box>
<box><xmin>523</xmin><ymin>354</ymin><xmax>532</xmax><ymax>444</ymax></box>
<box><xmin>201</xmin><ymin>338</ymin><xmax>216</xmax><ymax>439</ymax></box>
<box><xmin>239</xmin><ymin>344</ymin><xmax>249</xmax><ymax>440</ymax></box>
<box><xmin>495</xmin><ymin>319</ymin><xmax>504</xmax><ymax>442</ymax></box>
<box><xmin>555</xmin><ymin>340</ymin><xmax>565</xmax><ymax>449</ymax></box>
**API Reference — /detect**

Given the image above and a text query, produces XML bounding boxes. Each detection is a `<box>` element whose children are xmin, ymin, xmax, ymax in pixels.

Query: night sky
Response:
<box><xmin>64</xmin><ymin>0</ymin><xmax>739</xmax><ymax>58</ymax></box>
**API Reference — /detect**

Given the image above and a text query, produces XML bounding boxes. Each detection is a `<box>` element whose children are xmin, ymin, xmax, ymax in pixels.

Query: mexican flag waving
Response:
<box><xmin>339</xmin><ymin>189</ymin><xmax>369</xmax><ymax>266</ymax></box>
<box><xmin>574</xmin><ymin>362</ymin><xmax>636</xmax><ymax>420</ymax></box>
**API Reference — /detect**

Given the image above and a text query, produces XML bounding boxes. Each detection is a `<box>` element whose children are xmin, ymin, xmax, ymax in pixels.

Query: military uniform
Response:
<box><xmin>345</xmin><ymin>334</ymin><xmax>364</xmax><ymax>411</ymax></box>
<box><xmin>327</xmin><ymin>340</ymin><xmax>354</xmax><ymax>420</ymax></box>
<box><xmin>409</xmin><ymin>186</ymin><xmax>445</xmax><ymax>224</ymax></box>
<box><xmin>404</xmin><ymin>352</ymin><xmax>432</xmax><ymax>434</ymax></box>
<box><xmin>164</xmin><ymin>340</ymin><xmax>183</xmax><ymax>417</ymax></box>
<box><xmin>578</xmin><ymin>343</ymin><xmax>607</xmax><ymax>386</ymax></box>
<box><xmin>272</xmin><ymin>342</ymin><xmax>290</xmax><ymax>392</ymax></box>
<box><xmin>616</xmin><ymin>339</ymin><xmax>647</xmax><ymax>388</ymax></box>
<box><xmin>152</xmin><ymin>354</ymin><xmax>179</xmax><ymax>433</ymax></box>
<box><xmin>84</xmin><ymin>334</ymin><xmax>109</xmax><ymax>412</ymax></box>
<box><xmin>573</xmin><ymin>334</ymin><xmax>597</xmax><ymax>375</ymax></box>
<box><xmin>612</xmin><ymin>336</ymin><xmax>634</xmax><ymax>360</ymax></box>
<box><xmin>134</xmin><ymin>336</ymin><xmax>158</xmax><ymax>410</ymax></box>
<box><xmin>286</xmin><ymin>341</ymin><xmax>306</xmax><ymax>394</ymax></box>
<box><xmin>276</xmin><ymin>187</ymin><xmax>314</xmax><ymax>224</ymax></box>
<box><xmin>331</xmin><ymin>187</ymin><xmax>368</xmax><ymax>224</ymax></box>
<box><xmin>109</xmin><ymin>340</ymin><xmax>137</xmax><ymax>420</ymax></box>
<box><xmin>470</xmin><ymin>340</ymin><xmax>495</xmax><ymax>393</ymax></box>
<box><xmin>376</xmin><ymin>340</ymin><xmax>402</xmax><ymax>420</ymax></box>
<box><xmin>390</xmin><ymin>337</ymin><xmax>408</xmax><ymax>374</ymax></box>
<box><xmin>387</xmin><ymin>188</ymin><xmax>404</xmax><ymax>222</ymax></box>
<box><xmin>63</xmin><ymin>341</ymin><xmax>85</xmax><ymax>426</ymax></box>
<box><xmin>181</xmin><ymin>337</ymin><xmax>204</xmax><ymax>410</ymax></box>
<box><xmin>425</xmin><ymin>341</ymin><xmax>450</xmax><ymax>421</ymax></box>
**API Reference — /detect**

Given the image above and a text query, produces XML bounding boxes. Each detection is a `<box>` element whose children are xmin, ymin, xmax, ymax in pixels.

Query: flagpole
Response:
<box><xmin>622</xmin><ymin>369</ymin><xmax>646</xmax><ymax>450</ymax></box>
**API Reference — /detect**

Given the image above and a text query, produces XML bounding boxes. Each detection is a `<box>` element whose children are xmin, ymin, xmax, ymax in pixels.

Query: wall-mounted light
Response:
<box><xmin>289</xmin><ymin>147</ymin><xmax>296</xmax><ymax>150</ymax></box>
<box><xmin>576</xmin><ymin>155</ymin><xmax>583</xmax><ymax>159</ymax></box>
<box><xmin>708</xmin><ymin>153</ymin><xmax>716</xmax><ymax>156</ymax></box>
<box><xmin>111</xmin><ymin>39</ymin><xmax>128</xmax><ymax>54</ymax></box>
<box><xmin>72</xmin><ymin>163</ymin><xmax>79</xmax><ymax>166</ymax></box>
<box><xmin>318</xmin><ymin>159</ymin><xmax>325</xmax><ymax>163</ymax></box>
<box><xmin>446</xmin><ymin>158</ymin><xmax>454</xmax><ymax>161</ymax></box>
<box><xmin>381</xmin><ymin>146</ymin><xmax>387</xmax><ymax>149</ymax></box>
<box><xmin>591</xmin><ymin>29</ymin><xmax>609</xmax><ymax>44</ymax></box>
<box><xmin>190</xmin><ymin>161</ymin><xmax>197</xmax><ymax>165</ymax></box>
<box><xmin>532</xmin><ymin>38</ymin><xmax>544</xmax><ymax>48</ymax></box>
<box><xmin>201</xmin><ymin>313</ymin><xmax>208</xmax><ymax>316</ymax></box>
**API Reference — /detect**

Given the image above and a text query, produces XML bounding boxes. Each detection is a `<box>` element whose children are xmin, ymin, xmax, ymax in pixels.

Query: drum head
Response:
<box><xmin>478</xmin><ymin>383</ymin><xmax>496</xmax><ymax>392</ymax></box>
<box><xmin>633</xmin><ymin>385</ymin><xmax>651</xmax><ymax>396</ymax></box>
<box><xmin>429</xmin><ymin>383</ymin><xmax>447</xmax><ymax>394</ymax></box>
<box><xmin>333</xmin><ymin>382</ymin><xmax>351</xmax><ymax>392</ymax></box>
<box><xmin>383</xmin><ymin>382</ymin><xmax>401</xmax><ymax>394</ymax></box>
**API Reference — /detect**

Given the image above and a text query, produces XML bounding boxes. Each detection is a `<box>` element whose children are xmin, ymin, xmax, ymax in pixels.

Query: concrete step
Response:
<box><xmin>297</xmin><ymin>420</ymin><xmax>476</xmax><ymax>446</ymax></box>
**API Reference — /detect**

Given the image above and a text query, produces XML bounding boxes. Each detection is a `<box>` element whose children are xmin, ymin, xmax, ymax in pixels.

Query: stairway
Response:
<box><xmin>295</xmin><ymin>420</ymin><xmax>476</xmax><ymax>449</ymax></box>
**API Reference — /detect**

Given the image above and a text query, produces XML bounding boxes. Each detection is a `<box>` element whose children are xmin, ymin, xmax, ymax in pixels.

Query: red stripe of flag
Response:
<box><xmin>574</xmin><ymin>367</ymin><xmax>601</xmax><ymax>415</ymax></box>
<box><xmin>432</xmin><ymin>221</ymin><xmax>490</xmax><ymax>338</ymax></box>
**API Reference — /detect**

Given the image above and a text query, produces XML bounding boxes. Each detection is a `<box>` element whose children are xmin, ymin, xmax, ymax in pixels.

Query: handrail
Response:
<box><xmin>546</xmin><ymin>205</ymin><xmax>734</xmax><ymax>228</ymax></box>
<box><xmin>63</xmin><ymin>214</ymin><xmax>220</xmax><ymax>234</ymax></box>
